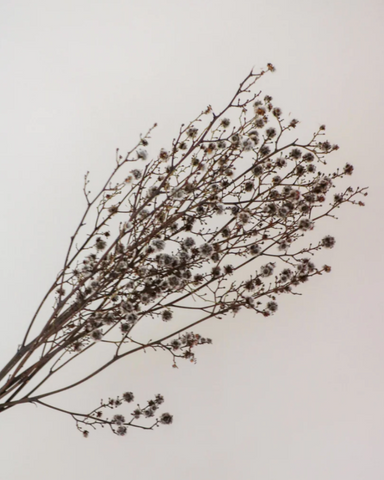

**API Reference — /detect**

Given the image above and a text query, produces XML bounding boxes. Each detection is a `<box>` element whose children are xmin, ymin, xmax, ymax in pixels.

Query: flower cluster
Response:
<box><xmin>76</xmin><ymin>392</ymin><xmax>171</xmax><ymax>438</ymax></box>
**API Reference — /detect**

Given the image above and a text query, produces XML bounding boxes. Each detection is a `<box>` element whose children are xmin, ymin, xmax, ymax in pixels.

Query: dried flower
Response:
<box><xmin>265</xmin><ymin>127</ymin><xmax>277</xmax><ymax>139</ymax></box>
<box><xmin>272</xmin><ymin>107</ymin><xmax>282</xmax><ymax>117</ymax></box>
<box><xmin>95</xmin><ymin>237</ymin><xmax>107</xmax><ymax>250</ymax></box>
<box><xmin>260</xmin><ymin>264</ymin><xmax>274</xmax><ymax>277</ymax></box>
<box><xmin>221</xmin><ymin>118</ymin><xmax>230</xmax><ymax>128</ymax></box>
<box><xmin>211</xmin><ymin>266</ymin><xmax>221</xmax><ymax>277</ymax></box>
<box><xmin>344</xmin><ymin>164</ymin><xmax>354</xmax><ymax>175</ymax></box>
<box><xmin>267</xmin><ymin>301</ymin><xmax>278</xmax><ymax>312</ymax></box>
<box><xmin>322</xmin><ymin>235</ymin><xmax>336</xmax><ymax>248</ymax></box>
<box><xmin>249</xmin><ymin>244</ymin><xmax>261</xmax><ymax>255</ymax></box>
<box><xmin>116</xmin><ymin>426</ymin><xmax>127</xmax><ymax>436</ymax></box>
<box><xmin>230</xmin><ymin>134</ymin><xmax>240</xmax><ymax>145</ymax></box>
<box><xmin>272</xmin><ymin>175</ymin><xmax>281</xmax><ymax>184</ymax></box>
<box><xmin>183</xmin><ymin>237</ymin><xmax>195</xmax><ymax>249</ymax></box>
<box><xmin>91</xmin><ymin>329</ymin><xmax>103</xmax><ymax>341</ymax></box>
<box><xmin>244</xmin><ymin>181</ymin><xmax>254</xmax><ymax>192</ymax></box>
<box><xmin>155</xmin><ymin>394</ymin><xmax>164</xmax><ymax>405</ymax></box>
<box><xmin>152</xmin><ymin>239</ymin><xmax>165</xmax><ymax>251</ymax></box>
<box><xmin>137</xmin><ymin>149</ymin><xmax>148</xmax><ymax>160</ymax></box>
<box><xmin>298</xmin><ymin>218</ymin><xmax>313</xmax><ymax>231</ymax></box>
<box><xmin>113</xmin><ymin>414</ymin><xmax>125</xmax><ymax>425</ymax></box>
<box><xmin>238</xmin><ymin>212</ymin><xmax>250</xmax><ymax>224</ymax></box>
<box><xmin>123</xmin><ymin>392</ymin><xmax>135</xmax><ymax>403</ymax></box>
<box><xmin>303</xmin><ymin>153</ymin><xmax>314</xmax><ymax>162</ymax></box>
<box><xmin>241</xmin><ymin>138</ymin><xmax>255</xmax><ymax>151</ymax></box>
<box><xmin>259</xmin><ymin>145</ymin><xmax>271</xmax><ymax>157</ymax></box>
<box><xmin>159</xmin><ymin>149</ymin><xmax>169</xmax><ymax>161</ymax></box>
<box><xmin>187</xmin><ymin>127</ymin><xmax>198</xmax><ymax>138</ymax></box>
<box><xmin>170</xmin><ymin>339</ymin><xmax>181</xmax><ymax>350</ymax></box>
<box><xmin>199</xmin><ymin>243</ymin><xmax>214</xmax><ymax>257</ymax></box>
<box><xmin>223</xmin><ymin>264</ymin><xmax>234</xmax><ymax>275</ymax></box>
<box><xmin>160</xmin><ymin>413</ymin><xmax>173</xmax><ymax>425</ymax></box>
<box><xmin>290</xmin><ymin>148</ymin><xmax>302</xmax><ymax>159</ymax></box>
<box><xmin>162</xmin><ymin>310</ymin><xmax>173</xmax><ymax>322</ymax></box>
<box><xmin>252</xmin><ymin>165</ymin><xmax>263</xmax><ymax>177</ymax></box>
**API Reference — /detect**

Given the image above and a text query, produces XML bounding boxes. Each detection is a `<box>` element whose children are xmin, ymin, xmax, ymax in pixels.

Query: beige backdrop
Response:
<box><xmin>0</xmin><ymin>0</ymin><xmax>382</xmax><ymax>478</ymax></box>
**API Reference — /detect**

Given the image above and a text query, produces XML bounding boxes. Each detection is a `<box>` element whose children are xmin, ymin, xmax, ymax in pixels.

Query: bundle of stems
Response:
<box><xmin>0</xmin><ymin>64</ymin><xmax>366</xmax><ymax>436</ymax></box>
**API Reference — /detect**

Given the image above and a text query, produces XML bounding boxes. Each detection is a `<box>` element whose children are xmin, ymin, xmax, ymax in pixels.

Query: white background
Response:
<box><xmin>0</xmin><ymin>0</ymin><xmax>383</xmax><ymax>478</ymax></box>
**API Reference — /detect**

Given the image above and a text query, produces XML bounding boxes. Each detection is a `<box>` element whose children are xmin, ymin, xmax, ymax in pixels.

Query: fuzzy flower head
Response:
<box><xmin>131</xmin><ymin>169</ymin><xmax>142</xmax><ymax>180</ymax></box>
<box><xmin>272</xmin><ymin>175</ymin><xmax>281</xmax><ymax>185</ymax></box>
<box><xmin>264</xmin><ymin>203</ymin><xmax>277</xmax><ymax>216</ymax></box>
<box><xmin>224</xmin><ymin>264</ymin><xmax>234</xmax><ymax>275</ymax></box>
<box><xmin>95</xmin><ymin>237</ymin><xmax>107</xmax><ymax>251</ymax></box>
<box><xmin>91</xmin><ymin>329</ymin><xmax>103</xmax><ymax>341</ymax></box>
<box><xmin>252</xmin><ymin>165</ymin><xmax>263</xmax><ymax>177</ymax></box>
<box><xmin>168</xmin><ymin>276</ymin><xmax>180</xmax><ymax>287</ymax></box>
<box><xmin>155</xmin><ymin>394</ymin><xmax>164</xmax><ymax>405</ymax></box>
<box><xmin>126</xmin><ymin>313</ymin><xmax>138</xmax><ymax>324</ymax></box>
<box><xmin>152</xmin><ymin>239</ymin><xmax>165</xmax><ymax>251</ymax></box>
<box><xmin>272</xmin><ymin>107</ymin><xmax>282</xmax><ymax>118</ymax></box>
<box><xmin>290</xmin><ymin>148</ymin><xmax>302</xmax><ymax>159</ymax></box>
<box><xmin>159</xmin><ymin>149</ymin><xmax>169</xmax><ymax>161</ymax></box>
<box><xmin>116</xmin><ymin>426</ymin><xmax>127</xmax><ymax>436</ymax></box>
<box><xmin>199</xmin><ymin>243</ymin><xmax>214</xmax><ymax>257</ymax></box>
<box><xmin>160</xmin><ymin>413</ymin><xmax>173</xmax><ymax>425</ymax></box>
<box><xmin>248</xmin><ymin>129</ymin><xmax>259</xmax><ymax>143</ymax></box>
<box><xmin>254</xmin><ymin>102</ymin><xmax>266</xmax><ymax>116</ymax></box>
<box><xmin>221</xmin><ymin>118</ymin><xmax>230</xmax><ymax>128</ymax></box>
<box><xmin>137</xmin><ymin>149</ymin><xmax>148</xmax><ymax>160</ymax></box>
<box><xmin>241</xmin><ymin>138</ymin><xmax>255</xmax><ymax>151</ymax></box>
<box><xmin>120</xmin><ymin>301</ymin><xmax>134</xmax><ymax>314</ymax></box>
<box><xmin>230</xmin><ymin>133</ymin><xmax>241</xmax><ymax>146</ymax></box>
<box><xmin>120</xmin><ymin>322</ymin><xmax>130</xmax><ymax>333</ymax></box>
<box><xmin>183</xmin><ymin>237</ymin><xmax>195</xmax><ymax>249</ymax></box>
<box><xmin>303</xmin><ymin>152</ymin><xmax>314</xmax><ymax>162</ymax></box>
<box><xmin>298</xmin><ymin>218</ymin><xmax>314</xmax><ymax>231</ymax></box>
<box><xmin>265</xmin><ymin>127</ymin><xmax>277</xmax><ymax>139</ymax></box>
<box><xmin>207</xmin><ymin>142</ymin><xmax>217</xmax><ymax>154</ymax></box>
<box><xmin>187</xmin><ymin>127</ymin><xmax>198</xmax><ymax>138</ymax></box>
<box><xmin>260</xmin><ymin>263</ymin><xmax>274</xmax><ymax>277</ymax></box>
<box><xmin>276</xmin><ymin>157</ymin><xmax>287</xmax><ymax>168</ymax></box>
<box><xmin>162</xmin><ymin>310</ymin><xmax>173</xmax><ymax>322</ymax></box>
<box><xmin>123</xmin><ymin>392</ymin><xmax>135</xmax><ymax>403</ymax></box>
<box><xmin>259</xmin><ymin>145</ymin><xmax>271</xmax><ymax>157</ymax></box>
<box><xmin>322</xmin><ymin>235</ymin><xmax>336</xmax><ymax>248</ymax></box>
<box><xmin>278</xmin><ymin>206</ymin><xmax>290</xmax><ymax>218</ymax></box>
<box><xmin>245</xmin><ymin>296</ymin><xmax>255</xmax><ymax>307</ymax></box>
<box><xmin>113</xmin><ymin>414</ymin><xmax>126</xmax><ymax>425</ymax></box>
<box><xmin>254</xmin><ymin>117</ymin><xmax>265</xmax><ymax>128</ymax></box>
<box><xmin>172</xmin><ymin>188</ymin><xmax>185</xmax><ymax>199</ymax></box>
<box><xmin>249</xmin><ymin>244</ymin><xmax>261</xmax><ymax>256</ymax></box>
<box><xmin>267</xmin><ymin>301</ymin><xmax>278</xmax><ymax>312</ymax></box>
<box><xmin>211</xmin><ymin>266</ymin><xmax>221</xmax><ymax>277</ymax></box>
<box><xmin>237</xmin><ymin>211</ymin><xmax>250</xmax><ymax>224</ymax></box>
<box><xmin>344</xmin><ymin>163</ymin><xmax>354</xmax><ymax>175</ymax></box>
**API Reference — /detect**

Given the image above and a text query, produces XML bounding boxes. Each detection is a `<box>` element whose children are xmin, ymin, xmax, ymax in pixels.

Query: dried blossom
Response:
<box><xmin>0</xmin><ymin>65</ymin><xmax>366</xmax><ymax>441</ymax></box>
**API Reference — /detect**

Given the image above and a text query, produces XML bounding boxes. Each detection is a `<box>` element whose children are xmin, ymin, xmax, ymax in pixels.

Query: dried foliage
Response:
<box><xmin>0</xmin><ymin>64</ymin><xmax>366</xmax><ymax>437</ymax></box>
